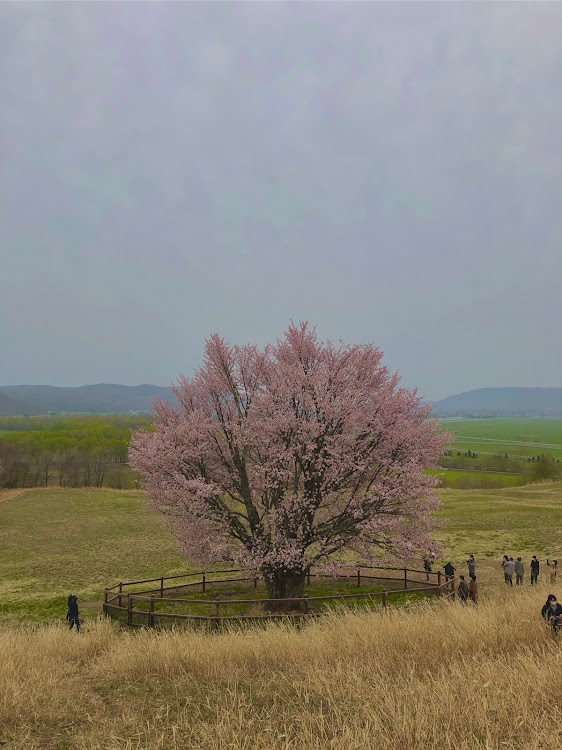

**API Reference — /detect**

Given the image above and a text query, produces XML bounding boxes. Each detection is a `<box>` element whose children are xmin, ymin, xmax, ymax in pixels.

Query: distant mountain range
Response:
<box><xmin>0</xmin><ymin>384</ymin><xmax>560</xmax><ymax>417</ymax></box>
<box><xmin>0</xmin><ymin>384</ymin><xmax>177</xmax><ymax>415</ymax></box>
<box><xmin>430</xmin><ymin>387</ymin><xmax>562</xmax><ymax>417</ymax></box>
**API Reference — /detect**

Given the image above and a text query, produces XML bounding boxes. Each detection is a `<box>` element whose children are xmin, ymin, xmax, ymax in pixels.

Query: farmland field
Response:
<box><xmin>441</xmin><ymin>418</ymin><xmax>562</xmax><ymax>458</ymax></box>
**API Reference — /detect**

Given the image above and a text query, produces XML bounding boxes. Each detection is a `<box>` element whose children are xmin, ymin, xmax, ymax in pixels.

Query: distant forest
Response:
<box><xmin>0</xmin><ymin>415</ymin><xmax>151</xmax><ymax>489</ymax></box>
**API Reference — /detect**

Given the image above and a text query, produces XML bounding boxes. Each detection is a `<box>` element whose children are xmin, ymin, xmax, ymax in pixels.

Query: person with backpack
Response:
<box><xmin>457</xmin><ymin>575</ymin><xmax>469</xmax><ymax>603</ymax></box>
<box><xmin>530</xmin><ymin>556</ymin><xmax>540</xmax><ymax>585</ymax></box>
<box><xmin>66</xmin><ymin>593</ymin><xmax>80</xmax><ymax>633</ymax></box>
<box><xmin>547</xmin><ymin>559</ymin><xmax>557</xmax><ymax>584</ymax></box>
<box><xmin>515</xmin><ymin>557</ymin><xmax>524</xmax><ymax>586</ymax></box>
<box><xmin>542</xmin><ymin>594</ymin><xmax>562</xmax><ymax>635</ymax></box>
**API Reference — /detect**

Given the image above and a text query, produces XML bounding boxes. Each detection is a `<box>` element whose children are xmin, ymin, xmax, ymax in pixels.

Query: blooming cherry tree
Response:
<box><xmin>130</xmin><ymin>323</ymin><xmax>449</xmax><ymax>601</ymax></box>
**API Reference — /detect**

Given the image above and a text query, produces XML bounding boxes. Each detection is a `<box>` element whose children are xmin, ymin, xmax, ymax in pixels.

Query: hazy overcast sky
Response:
<box><xmin>1</xmin><ymin>3</ymin><xmax>561</xmax><ymax>401</ymax></box>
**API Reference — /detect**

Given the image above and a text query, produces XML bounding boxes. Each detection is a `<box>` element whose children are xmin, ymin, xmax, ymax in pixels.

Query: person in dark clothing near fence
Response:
<box><xmin>467</xmin><ymin>555</ymin><xmax>476</xmax><ymax>579</ymax></box>
<box><xmin>530</xmin><ymin>556</ymin><xmax>540</xmax><ymax>585</ymax></box>
<box><xmin>457</xmin><ymin>575</ymin><xmax>469</xmax><ymax>602</ymax></box>
<box><xmin>66</xmin><ymin>594</ymin><xmax>80</xmax><ymax>633</ymax></box>
<box><xmin>423</xmin><ymin>556</ymin><xmax>432</xmax><ymax>582</ymax></box>
<box><xmin>542</xmin><ymin>595</ymin><xmax>562</xmax><ymax>635</ymax></box>
<box><xmin>444</xmin><ymin>562</ymin><xmax>456</xmax><ymax>579</ymax></box>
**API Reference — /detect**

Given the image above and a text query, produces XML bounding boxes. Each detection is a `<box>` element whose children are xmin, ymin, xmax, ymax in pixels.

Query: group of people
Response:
<box><xmin>423</xmin><ymin>553</ymin><xmax>561</xmax><ymax>635</ymax></box>
<box><xmin>449</xmin><ymin>554</ymin><xmax>478</xmax><ymax>604</ymax></box>
<box><xmin>424</xmin><ymin>554</ymin><xmax>478</xmax><ymax>604</ymax></box>
<box><xmin>500</xmin><ymin>555</ymin><xmax>557</xmax><ymax>586</ymax></box>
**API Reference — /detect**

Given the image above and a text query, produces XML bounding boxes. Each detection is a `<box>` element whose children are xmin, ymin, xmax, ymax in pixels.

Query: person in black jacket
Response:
<box><xmin>542</xmin><ymin>595</ymin><xmax>562</xmax><ymax>634</ymax></box>
<box><xmin>66</xmin><ymin>594</ymin><xmax>80</xmax><ymax>633</ymax></box>
<box><xmin>457</xmin><ymin>575</ymin><xmax>469</xmax><ymax>602</ymax></box>
<box><xmin>530</xmin><ymin>556</ymin><xmax>540</xmax><ymax>585</ymax></box>
<box><xmin>444</xmin><ymin>562</ymin><xmax>456</xmax><ymax>579</ymax></box>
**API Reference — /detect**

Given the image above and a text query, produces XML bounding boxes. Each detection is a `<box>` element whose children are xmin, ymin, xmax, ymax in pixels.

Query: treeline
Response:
<box><xmin>0</xmin><ymin>414</ymin><xmax>151</xmax><ymax>432</ymax></box>
<box><xmin>0</xmin><ymin>416</ymin><xmax>151</xmax><ymax>489</ymax></box>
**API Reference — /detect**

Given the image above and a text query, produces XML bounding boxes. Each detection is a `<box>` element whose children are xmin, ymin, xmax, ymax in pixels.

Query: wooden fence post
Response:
<box><xmin>437</xmin><ymin>570</ymin><xmax>442</xmax><ymax>595</ymax></box>
<box><xmin>254</xmin><ymin>576</ymin><xmax>258</xmax><ymax>589</ymax></box>
<box><xmin>127</xmin><ymin>594</ymin><xmax>133</xmax><ymax>626</ymax></box>
<box><xmin>303</xmin><ymin>595</ymin><xmax>308</xmax><ymax>615</ymax></box>
<box><xmin>103</xmin><ymin>589</ymin><xmax>108</xmax><ymax>617</ymax></box>
<box><xmin>148</xmin><ymin>596</ymin><xmax>155</xmax><ymax>628</ymax></box>
<box><xmin>202</xmin><ymin>572</ymin><xmax>206</xmax><ymax>594</ymax></box>
<box><xmin>382</xmin><ymin>589</ymin><xmax>387</xmax><ymax>609</ymax></box>
<box><xmin>160</xmin><ymin>577</ymin><xmax>164</xmax><ymax>598</ymax></box>
<box><xmin>307</xmin><ymin>569</ymin><xmax>311</xmax><ymax>586</ymax></box>
<box><xmin>357</xmin><ymin>569</ymin><xmax>361</xmax><ymax>587</ymax></box>
<box><xmin>404</xmin><ymin>568</ymin><xmax>408</xmax><ymax>590</ymax></box>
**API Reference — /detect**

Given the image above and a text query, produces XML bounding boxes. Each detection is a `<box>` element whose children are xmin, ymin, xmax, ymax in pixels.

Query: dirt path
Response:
<box><xmin>0</xmin><ymin>489</ymin><xmax>27</xmax><ymax>504</ymax></box>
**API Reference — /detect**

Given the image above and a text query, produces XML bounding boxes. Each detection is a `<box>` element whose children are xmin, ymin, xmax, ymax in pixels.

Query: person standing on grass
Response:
<box><xmin>505</xmin><ymin>558</ymin><xmax>515</xmax><ymax>586</ymax></box>
<box><xmin>468</xmin><ymin>575</ymin><xmax>478</xmax><ymax>604</ymax></box>
<box><xmin>542</xmin><ymin>594</ymin><xmax>562</xmax><ymax>635</ymax></box>
<box><xmin>501</xmin><ymin>555</ymin><xmax>509</xmax><ymax>583</ymax></box>
<box><xmin>457</xmin><ymin>575</ymin><xmax>469</xmax><ymax>602</ymax></box>
<box><xmin>547</xmin><ymin>559</ymin><xmax>558</xmax><ymax>584</ymax></box>
<box><xmin>467</xmin><ymin>554</ymin><xmax>476</xmax><ymax>579</ymax></box>
<box><xmin>515</xmin><ymin>557</ymin><xmax>524</xmax><ymax>586</ymax></box>
<box><xmin>66</xmin><ymin>594</ymin><xmax>80</xmax><ymax>633</ymax></box>
<box><xmin>423</xmin><ymin>555</ymin><xmax>432</xmax><ymax>582</ymax></box>
<box><xmin>530</xmin><ymin>556</ymin><xmax>540</xmax><ymax>585</ymax></box>
<box><xmin>444</xmin><ymin>562</ymin><xmax>456</xmax><ymax>580</ymax></box>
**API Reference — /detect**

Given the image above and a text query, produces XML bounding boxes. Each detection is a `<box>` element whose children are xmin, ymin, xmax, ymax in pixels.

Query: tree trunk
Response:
<box><xmin>265</xmin><ymin>569</ymin><xmax>306</xmax><ymax>612</ymax></box>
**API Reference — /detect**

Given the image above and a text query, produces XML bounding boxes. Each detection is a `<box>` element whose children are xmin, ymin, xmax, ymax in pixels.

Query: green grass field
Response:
<box><xmin>435</xmin><ymin>482</ymin><xmax>562</xmax><ymax>565</ymax></box>
<box><xmin>428</xmin><ymin>469</ymin><xmax>524</xmax><ymax>489</ymax></box>
<box><xmin>1</xmin><ymin>482</ymin><xmax>562</xmax><ymax>624</ymax></box>
<box><xmin>441</xmin><ymin>418</ymin><xmax>562</xmax><ymax>459</ymax></box>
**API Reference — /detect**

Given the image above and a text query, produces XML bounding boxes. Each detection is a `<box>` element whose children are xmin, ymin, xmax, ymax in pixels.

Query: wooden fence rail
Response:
<box><xmin>103</xmin><ymin>566</ymin><xmax>456</xmax><ymax>628</ymax></box>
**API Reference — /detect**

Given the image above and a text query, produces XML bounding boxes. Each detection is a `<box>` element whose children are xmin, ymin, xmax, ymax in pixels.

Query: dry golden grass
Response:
<box><xmin>2</xmin><ymin>582</ymin><xmax>562</xmax><ymax>750</ymax></box>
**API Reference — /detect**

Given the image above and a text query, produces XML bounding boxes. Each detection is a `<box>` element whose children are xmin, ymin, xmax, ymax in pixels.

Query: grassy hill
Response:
<box><xmin>2</xmin><ymin>484</ymin><xmax>562</xmax><ymax>749</ymax></box>
<box><xmin>1</xmin><ymin>483</ymin><xmax>561</xmax><ymax>624</ymax></box>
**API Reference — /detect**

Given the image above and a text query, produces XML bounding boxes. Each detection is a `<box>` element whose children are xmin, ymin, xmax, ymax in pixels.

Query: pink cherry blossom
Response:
<box><xmin>129</xmin><ymin>323</ymin><xmax>450</xmax><ymax>599</ymax></box>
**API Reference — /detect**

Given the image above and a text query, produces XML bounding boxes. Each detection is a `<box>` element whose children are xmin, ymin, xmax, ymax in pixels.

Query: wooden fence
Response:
<box><xmin>103</xmin><ymin>566</ymin><xmax>456</xmax><ymax>629</ymax></box>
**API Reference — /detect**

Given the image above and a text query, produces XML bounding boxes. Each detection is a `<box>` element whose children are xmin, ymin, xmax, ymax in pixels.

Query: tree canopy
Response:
<box><xmin>130</xmin><ymin>323</ymin><xmax>449</xmax><ymax>599</ymax></box>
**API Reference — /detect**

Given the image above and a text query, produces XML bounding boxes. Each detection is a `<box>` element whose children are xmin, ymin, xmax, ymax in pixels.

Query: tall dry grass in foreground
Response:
<box><xmin>1</xmin><ymin>585</ymin><xmax>562</xmax><ymax>750</ymax></box>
